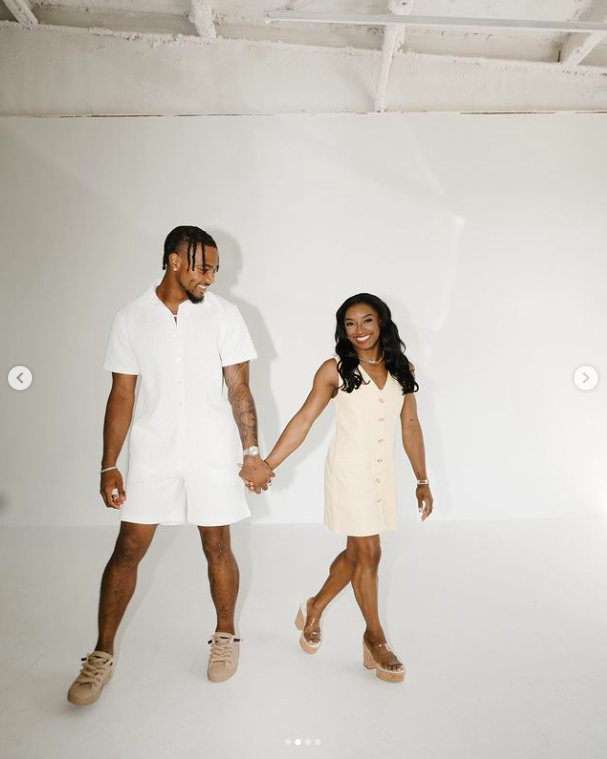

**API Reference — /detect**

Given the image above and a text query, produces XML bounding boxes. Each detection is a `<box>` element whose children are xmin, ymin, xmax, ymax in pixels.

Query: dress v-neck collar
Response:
<box><xmin>359</xmin><ymin>363</ymin><xmax>389</xmax><ymax>392</ymax></box>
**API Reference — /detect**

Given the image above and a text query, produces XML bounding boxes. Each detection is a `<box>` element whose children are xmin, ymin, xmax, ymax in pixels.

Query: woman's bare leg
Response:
<box><xmin>350</xmin><ymin>535</ymin><xmax>402</xmax><ymax>672</ymax></box>
<box><xmin>302</xmin><ymin>538</ymin><xmax>358</xmax><ymax>645</ymax></box>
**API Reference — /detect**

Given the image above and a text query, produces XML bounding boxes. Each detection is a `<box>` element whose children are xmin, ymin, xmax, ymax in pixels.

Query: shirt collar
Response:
<box><xmin>142</xmin><ymin>278</ymin><xmax>164</xmax><ymax>307</ymax></box>
<box><xmin>142</xmin><ymin>278</ymin><xmax>200</xmax><ymax>311</ymax></box>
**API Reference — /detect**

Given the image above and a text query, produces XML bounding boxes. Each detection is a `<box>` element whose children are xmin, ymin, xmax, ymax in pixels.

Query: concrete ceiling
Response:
<box><xmin>1</xmin><ymin>0</ymin><xmax>607</xmax><ymax>115</ymax></box>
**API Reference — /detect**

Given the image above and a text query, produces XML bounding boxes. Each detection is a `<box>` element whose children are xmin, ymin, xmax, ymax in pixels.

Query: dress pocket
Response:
<box><xmin>327</xmin><ymin>456</ymin><xmax>373</xmax><ymax>486</ymax></box>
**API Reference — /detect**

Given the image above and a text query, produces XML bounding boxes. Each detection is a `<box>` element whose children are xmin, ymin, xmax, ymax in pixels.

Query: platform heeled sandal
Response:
<box><xmin>362</xmin><ymin>639</ymin><xmax>405</xmax><ymax>682</ymax></box>
<box><xmin>294</xmin><ymin>599</ymin><xmax>322</xmax><ymax>654</ymax></box>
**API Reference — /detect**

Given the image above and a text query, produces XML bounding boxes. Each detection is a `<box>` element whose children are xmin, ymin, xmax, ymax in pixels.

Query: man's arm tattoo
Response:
<box><xmin>224</xmin><ymin>363</ymin><xmax>258</xmax><ymax>449</ymax></box>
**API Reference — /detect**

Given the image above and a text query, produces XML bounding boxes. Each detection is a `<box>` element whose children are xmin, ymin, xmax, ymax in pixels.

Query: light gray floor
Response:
<box><xmin>1</xmin><ymin>518</ymin><xmax>606</xmax><ymax>759</ymax></box>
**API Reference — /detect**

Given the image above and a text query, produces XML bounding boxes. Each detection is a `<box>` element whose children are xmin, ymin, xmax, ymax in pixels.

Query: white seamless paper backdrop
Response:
<box><xmin>0</xmin><ymin>114</ymin><xmax>605</xmax><ymax>526</ymax></box>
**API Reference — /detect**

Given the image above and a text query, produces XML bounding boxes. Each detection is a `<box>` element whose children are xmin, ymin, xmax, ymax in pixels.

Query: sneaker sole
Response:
<box><xmin>207</xmin><ymin>666</ymin><xmax>238</xmax><ymax>683</ymax></box>
<box><xmin>67</xmin><ymin>670</ymin><xmax>113</xmax><ymax>706</ymax></box>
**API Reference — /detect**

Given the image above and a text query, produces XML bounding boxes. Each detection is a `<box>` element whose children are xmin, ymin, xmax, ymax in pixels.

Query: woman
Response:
<box><xmin>262</xmin><ymin>294</ymin><xmax>433</xmax><ymax>682</ymax></box>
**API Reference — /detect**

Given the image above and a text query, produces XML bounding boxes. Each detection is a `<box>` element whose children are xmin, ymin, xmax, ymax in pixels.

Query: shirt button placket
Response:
<box><xmin>375</xmin><ymin>394</ymin><xmax>386</xmax><ymax>505</ymax></box>
<box><xmin>175</xmin><ymin>327</ymin><xmax>186</xmax><ymax>467</ymax></box>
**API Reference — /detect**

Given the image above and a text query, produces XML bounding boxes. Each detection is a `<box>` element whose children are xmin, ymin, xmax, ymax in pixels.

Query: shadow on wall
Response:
<box><xmin>0</xmin><ymin>491</ymin><xmax>9</xmax><ymax>518</ymax></box>
<box><xmin>208</xmin><ymin>229</ymin><xmax>336</xmax><ymax>504</ymax></box>
<box><xmin>209</xmin><ymin>229</ymin><xmax>275</xmax><ymax>522</ymax></box>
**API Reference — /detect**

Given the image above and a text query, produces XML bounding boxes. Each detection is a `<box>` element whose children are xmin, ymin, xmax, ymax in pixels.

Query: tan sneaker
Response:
<box><xmin>67</xmin><ymin>651</ymin><xmax>114</xmax><ymax>705</ymax></box>
<box><xmin>207</xmin><ymin>633</ymin><xmax>240</xmax><ymax>682</ymax></box>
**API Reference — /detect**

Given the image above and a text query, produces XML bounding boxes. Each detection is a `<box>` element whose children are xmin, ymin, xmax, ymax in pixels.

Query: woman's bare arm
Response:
<box><xmin>265</xmin><ymin>359</ymin><xmax>339</xmax><ymax>470</ymax></box>
<box><xmin>400</xmin><ymin>391</ymin><xmax>427</xmax><ymax>480</ymax></box>
<box><xmin>400</xmin><ymin>368</ymin><xmax>433</xmax><ymax>520</ymax></box>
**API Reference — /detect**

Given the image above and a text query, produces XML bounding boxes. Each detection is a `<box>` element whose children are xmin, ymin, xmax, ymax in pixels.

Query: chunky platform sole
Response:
<box><xmin>362</xmin><ymin>641</ymin><xmax>405</xmax><ymax>683</ymax></box>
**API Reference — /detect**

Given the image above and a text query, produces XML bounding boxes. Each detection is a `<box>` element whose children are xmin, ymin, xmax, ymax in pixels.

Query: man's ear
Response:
<box><xmin>169</xmin><ymin>252</ymin><xmax>181</xmax><ymax>271</ymax></box>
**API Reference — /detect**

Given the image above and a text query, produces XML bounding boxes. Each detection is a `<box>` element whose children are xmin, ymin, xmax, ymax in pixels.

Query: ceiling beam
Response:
<box><xmin>283</xmin><ymin>1</ymin><xmax>320</xmax><ymax>9</ymax></box>
<box><xmin>1</xmin><ymin>11</ymin><xmax>605</xmax><ymax>81</ymax></box>
<box><xmin>263</xmin><ymin>11</ymin><xmax>607</xmax><ymax>34</ymax></box>
<box><xmin>561</xmin><ymin>30</ymin><xmax>607</xmax><ymax>65</ymax></box>
<box><xmin>560</xmin><ymin>1</ymin><xmax>607</xmax><ymax>67</ymax></box>
<box><xmin>375</xmin><ymin>1</ymin><xmax>411</xmax><ymax>113</ymax></box>
<box><xmin>189</xmin><ymin>0</ymin><xmax>216</xmax><ymax>42</ymax></box>
<box><xmin>4</xmin><ymin>0</ymin><xmax>37</xmax><ymax>28</ymax></box>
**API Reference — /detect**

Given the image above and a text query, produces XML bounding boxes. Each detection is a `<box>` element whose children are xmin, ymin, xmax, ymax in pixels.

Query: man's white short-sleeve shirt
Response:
<box><xmin>103</xmin><ymin>279</ymin><xmax>257</xmax><ymax>473</ymax></box>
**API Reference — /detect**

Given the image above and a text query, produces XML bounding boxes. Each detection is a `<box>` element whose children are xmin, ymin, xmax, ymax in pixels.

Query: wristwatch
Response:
<box><xmin>243</xmin><ymin>446</ymin><xmax>261</xmax><ymax>457</ymax></box>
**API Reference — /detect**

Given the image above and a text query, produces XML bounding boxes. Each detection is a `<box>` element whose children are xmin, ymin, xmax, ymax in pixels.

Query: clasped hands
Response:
<box><xmin>238</xmin><ymin>456</ymin><xmax>275</xmax><ymax>494</ymax></box>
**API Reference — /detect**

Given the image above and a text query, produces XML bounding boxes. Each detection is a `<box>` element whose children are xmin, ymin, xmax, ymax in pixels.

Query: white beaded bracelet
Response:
<box><xmin>416</xmin><ymin>478</ymin><xmax>430</xmax><ymax>486</ymax></box>
<box><xmin>101</xmin><ymin>466</ymin><xmax>118</xmax><ymax>474</ymax></box>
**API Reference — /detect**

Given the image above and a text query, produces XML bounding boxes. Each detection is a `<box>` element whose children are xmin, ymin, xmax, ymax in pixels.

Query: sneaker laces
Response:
<box><xmin>207</xmin><ymin>636</ymin><xmax>239</xmax><ymax>664</ymax></box>
<box><xmin>76</xmin><ymin>653</ymin><xmax>111</xmax><ymax>685</ymax></box>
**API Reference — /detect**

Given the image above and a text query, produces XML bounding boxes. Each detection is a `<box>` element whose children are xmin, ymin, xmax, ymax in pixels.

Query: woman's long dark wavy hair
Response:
<box><xmin>335</xmin><ymin>293</ymin><xmax>419</xmax><ymax>395</ymax></box>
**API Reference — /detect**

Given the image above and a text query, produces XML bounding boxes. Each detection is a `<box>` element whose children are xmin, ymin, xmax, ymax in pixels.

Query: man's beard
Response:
<box><xmin>185</xmin><ymin>289</ymin><xmax>205</xmax><ymax>304</ymax></box>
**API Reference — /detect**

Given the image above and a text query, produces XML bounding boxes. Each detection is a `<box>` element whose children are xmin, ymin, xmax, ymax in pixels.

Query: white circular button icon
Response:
<box><xmin>573</xmin><ymin>365</ymin><xmax>598</xmax><ymax>391</ymax></box>
<box><xmin>8</xmin><ymin>366</ymin><xmax>33</xmax><ymax>391</ymax></box>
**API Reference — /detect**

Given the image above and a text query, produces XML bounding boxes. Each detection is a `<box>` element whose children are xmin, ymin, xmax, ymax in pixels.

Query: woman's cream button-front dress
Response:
<box><xmin>324</xmin><ymin>359</ymin><xmax>405</xmax><ymax>537</ymax></box>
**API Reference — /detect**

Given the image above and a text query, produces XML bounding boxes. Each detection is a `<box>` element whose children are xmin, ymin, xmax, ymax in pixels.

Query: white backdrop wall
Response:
<box><xmin>0</xmin><ymin>114</ymin><xmax>605</xmax><ymax>527</ymax></box>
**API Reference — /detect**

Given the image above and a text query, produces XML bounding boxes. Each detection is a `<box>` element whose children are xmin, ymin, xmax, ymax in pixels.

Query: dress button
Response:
<box><xmin>378</xmin><ymin>439</ymin><xmax>384</xmax><ymax>443</ymax></box>
<box><xmin>375</xmin><ymin>478</ymin><xmax>381</xmax><ymax>483</ymax></box>
<box><xmin>379</xmin><ymin>398</ymin><xmax>385</xmax><ymax>403</ymax></box>
<box><xmin>379</xmin><ymin>417</ymin><xmax>384</xmax><ymax>422</ymax></box>
<box><xmin>377</xmin><ymin>498</ymin><xmax>382</xmax><ymax>504</ymax></box>
<box><xmin>377</xmin><ymin>459</ymin><xmax>382</xmax><ymax>463</ymax></box>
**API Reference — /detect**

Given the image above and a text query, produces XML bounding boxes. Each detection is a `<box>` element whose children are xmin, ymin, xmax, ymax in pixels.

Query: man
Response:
<box><xmin>67</xmin><ymin>226</ymin><xmax>273</xmax><ymax>706</ymax></box>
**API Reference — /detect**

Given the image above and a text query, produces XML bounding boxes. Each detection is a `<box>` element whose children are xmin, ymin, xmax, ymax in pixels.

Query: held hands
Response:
<box><xmin>417</xmin><ymin>484</ymin><xmax>433</xmax><ymax>521</ymax></box>
<box><xmin>100</xmin><ymin>469</ymin><xmax>126</xmax><ymax>509</ymax></box>
<box><xmin>238</xmin><ymin>456</ymin><xmax>275</xmax><ymax>494</ymax></box>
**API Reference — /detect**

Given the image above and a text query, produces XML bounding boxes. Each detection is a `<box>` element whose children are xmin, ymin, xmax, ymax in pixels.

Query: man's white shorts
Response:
<box><xmin>121</xmin><ymin>464</ymin><xmax>251</xmax><ymax>526</ymax></box>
